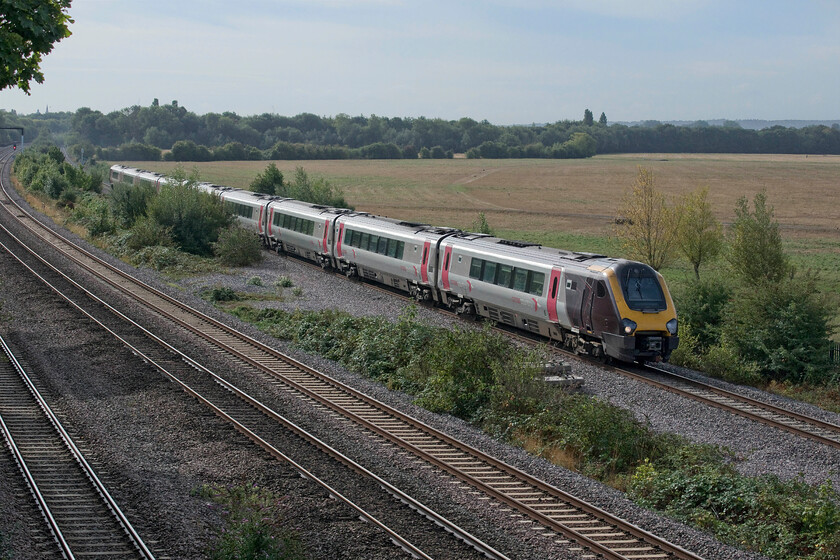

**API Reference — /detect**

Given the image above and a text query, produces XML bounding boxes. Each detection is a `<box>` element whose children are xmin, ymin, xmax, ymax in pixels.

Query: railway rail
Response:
<box><xmin>0</xmin><ymin>154</ymin><xmax>705</xmax><ymax>558</ymax></box>
<box><xmin>0</xmin><ymin>332</ymin><xmax>155</xmax><ymax>559</ymax></box>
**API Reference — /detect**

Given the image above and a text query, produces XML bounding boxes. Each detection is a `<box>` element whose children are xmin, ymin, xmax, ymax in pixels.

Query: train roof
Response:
<box><xmin>339</xmin><ymin>212</ymin><xmax>459</xmax><ymax>237</ymax></box>
<box><xmin>449</xmin><ymin>232</ymin><xmax>622</xmax><ymax>272</ymax></box>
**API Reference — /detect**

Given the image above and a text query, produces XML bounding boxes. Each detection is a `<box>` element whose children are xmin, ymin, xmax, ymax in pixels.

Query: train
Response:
<box><xmin>109</xmin><ymin>164</ymin><xmax>679</xmax><ymax>363</ymax></box>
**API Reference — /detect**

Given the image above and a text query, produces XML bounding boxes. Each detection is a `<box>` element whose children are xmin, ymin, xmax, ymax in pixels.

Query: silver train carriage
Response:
<box><xmin>108</xmin><ymin>164</ymin><xmax>679</xmax><ymax>362</ymax></box>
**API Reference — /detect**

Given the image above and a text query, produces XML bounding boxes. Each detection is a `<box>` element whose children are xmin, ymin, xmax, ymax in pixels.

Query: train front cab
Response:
<box><xmin>601</xmin><ymin>262</ymin><xmax>679</xmax><ymax>362</ymax></box>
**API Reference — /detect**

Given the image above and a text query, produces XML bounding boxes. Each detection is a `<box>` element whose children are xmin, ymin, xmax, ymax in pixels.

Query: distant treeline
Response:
<box><xmin>2</xmin><ymin>101</ymin><xmax>839</xmax><ymax>161</ymax></box>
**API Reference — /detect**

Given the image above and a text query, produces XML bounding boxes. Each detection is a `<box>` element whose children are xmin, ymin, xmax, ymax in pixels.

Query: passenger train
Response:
<box><xmin>110</xmin><ymin>164</ymin><xmax>679</xmax><ymax>363</ymax></box>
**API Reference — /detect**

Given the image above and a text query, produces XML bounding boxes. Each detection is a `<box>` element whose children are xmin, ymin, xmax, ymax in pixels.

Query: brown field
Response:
<box><xmin>131</xmin><ymin>154</ymin><xmax>840</xmax><ymax>241</ymax></box>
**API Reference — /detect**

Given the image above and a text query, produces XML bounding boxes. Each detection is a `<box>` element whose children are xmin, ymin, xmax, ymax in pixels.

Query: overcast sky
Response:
<box><xmin>2</xmin><ymin>0</ymin><xmax>839</xmax><ymax>124</ymax></box>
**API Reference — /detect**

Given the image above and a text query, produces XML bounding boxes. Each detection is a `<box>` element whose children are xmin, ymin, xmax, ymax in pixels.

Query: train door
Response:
<box><xmin>546</xmin><ymin>267</ymin><xmax>563</xmax><ymax>323</ymax></box>
<box><xmin>581</xmin><ymin>277</ymin><xmax>595</xmax><ymax>332</ymax></box>
<box><xmin>420</xmin><ymin>240</ymin><xmax>431</xmax><ymax>284</ymax></box>
<box><xmin>441</xmin><ymin>244</ymin><xmax>453</xmax><ymax>290</ymax></box>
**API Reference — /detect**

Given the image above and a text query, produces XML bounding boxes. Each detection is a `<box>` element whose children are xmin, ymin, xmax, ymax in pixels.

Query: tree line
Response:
<box><xmin>3</xmin><ymin>102</ymin><xmax>839</xmax><ymax>162</ymax></box>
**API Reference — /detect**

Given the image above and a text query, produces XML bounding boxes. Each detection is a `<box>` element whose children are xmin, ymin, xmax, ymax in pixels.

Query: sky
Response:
<box><xmin>2</xmin><ymin>0</ymin><xmax>839</xmax><ymax>124</ymax></box>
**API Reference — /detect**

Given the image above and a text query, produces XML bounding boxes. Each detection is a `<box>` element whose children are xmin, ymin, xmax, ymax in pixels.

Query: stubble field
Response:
<box><xmin>134</xmin><ymin>154</ymin><xmax>840</xmax><ymax>238</ymax></box>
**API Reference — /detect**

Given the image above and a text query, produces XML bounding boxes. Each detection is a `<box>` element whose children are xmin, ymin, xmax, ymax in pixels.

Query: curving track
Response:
<box><xmin>0</xmin><ymin>149</ymin><xmax>707</xmax><ymax>559</ymax></box>
<box><xmin>0</xmin><ymin>331</ymin><xmax>155</xmax><ymax>559</ymax></box>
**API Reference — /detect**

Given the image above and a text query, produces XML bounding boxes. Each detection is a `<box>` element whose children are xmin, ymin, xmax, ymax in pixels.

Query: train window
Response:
<box><xmin>528</xmin><ymin>272</ymin><xmax>545</xmax><ymax>296</ymax></box>
<box><xmin>497</xmin><ymin>264</ymin><xmax>512</xmax><ymax>288</ymax></box>
<box><xmin>349</xmin><ymin>229</ymin><xmax>360</xmax><ymax>247</ymax></box>
<box><xmin>512</xmin><ymin>268</ymin><xmax>528</xmax><ymax>291</ymax></box>
<box><xmin>481</xmin><ymin>261</ymin><xmax>497</xmax><ymax>284</ymax></box>
<box><xmin>469</xmin><ymin>258</ymin><xmax>483</xmax><ymax>279</ymax></box>
<box><xmin>368</xmin><ymin>235</ymin><xmax>380</xmax><ymax>252</ymax></box>
<box><xmin>396</xmin><ymin>241</ymin><xmax>405</xmax><ymax>260</ymax></box>
<box><xmin>596</xmin><ymin>281</ymin><xmax>607</xmax><ymax>298</ymax></box>
<box><xmin>422</xmin><ymin>246</ymin><xmax>429</xmax><ymax>265</ymax></box>
<box><xmin>550</xmin><ymin>277</ymin><xmax>558</xmax><ymax>299</ymax></box>
<box><xmin>444</xmin><ymin>251</ymin><xmax>451</xmax><ymax>271</ymax></box>
<box><xmin>360</xmin><ymin>233</ymin><xmax>370</xmax><ymax>250</ymax></box>
<box><xmin>377</xmin><ymin>237</ymin><xmax>388</xmax><ymax>254</ymax></box>
<box><xmin>386</xmin><ymin>238</ymin><xmax>397</xmax><ymax>257</ymax></box>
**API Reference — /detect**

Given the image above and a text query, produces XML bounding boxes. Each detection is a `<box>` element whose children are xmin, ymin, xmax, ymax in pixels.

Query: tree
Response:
<box><xmin>722</xmin><ymin>273</ymin><xmax>835</xmax><ymax>383</ymax></box>
<box><xmin>599</xmin><ymin>112</ymin><xmax>608</xmax><ymax>126</ymax></box>
<box><xmin>726</xmin><ymin>190</ymin><xmax>792</xmax><ymax>285</ymax></box>
<box><xmin>147</xmin><ymin>168</ymin><xmax>233</xmax><ymax>256</ymax></box>
<box><xmin>1</xmin><ymin>0</ymin><xmax>73</xmax><ymax>93</ymax></box>
<box><xmin>583</xmin><ymin>109</ymin><xmax>594</xmax><ymax>126</ymax></box>
<box><xmin>614</xmin><ymin>167</ymin><xmax>677</xmax><ymax>270</ymax></box>
<box><xmin>250</xmin><ymin>163</ymin><xmax>284</xmax><ymax>195</ymax></box>
<box><xmin>675</xmin><ymin>186</ymin><xmax>723</xmax><ymax>279</ymax></box>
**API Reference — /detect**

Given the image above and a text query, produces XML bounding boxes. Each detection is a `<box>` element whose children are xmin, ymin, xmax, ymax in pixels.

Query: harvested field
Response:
<box><xmin>132</xmin><ymin>154</ymin><xmax>840</xmax><ymax>239</ymax></box>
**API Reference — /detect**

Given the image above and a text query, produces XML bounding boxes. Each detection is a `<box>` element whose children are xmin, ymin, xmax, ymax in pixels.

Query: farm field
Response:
<box><xmin>128</xmin><ymin>154</ymin><xmax>840</xmax><ymax>320</ymax></box>
<box><xmin>131</xmin><ymin>154</ymin><xmax>840</xmax><ymax>239</ymax></box>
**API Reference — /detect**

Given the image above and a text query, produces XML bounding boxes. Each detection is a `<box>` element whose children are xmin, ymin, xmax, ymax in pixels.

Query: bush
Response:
<box><xmin>628</xmin><ymin>453</ymin><xmax>840</xmax><ymax>560</ymax></box>
<box><xmin>195</xmin><ymin>484</ymin><xmax>305</xmax><ymax>560</ymax></box>
<box><xmin>147</xmin><ymin>175</ymin><xmax>233</xmax><ymax>256</ymax></box>
<box><xmin>246</xmin><ymin>275</ymin><xmax>263</xmax><ymax>286</ymax></box>
<box><xmin>206</xmin><ymin>286</ymin><xmax>239</xmax><ymax>302</ymax></box>
<box><xmin>127</xmin><ymin>216</ymin><xmax>174</xmax><ymax>251</ymax></box>
<box><xmin>722</xmin><ymin>274</ymin><xmax>836</xmax><ymax>384</ymax></box>
<box><xmin>275</xmin><ymin>275</ymin><xmax>293</xmax><ymax>288</ymax></box>
<box><xmin>110</xmin><ymin>181</ymin><xmax>156</xmax><ymax>228</ymax></box>
<box><xmin>674</xmin><ymin>277</ymin><xmax>732</xmax><ymax>352</ymax></box>
<box><xmin>213</xmin><ymin>225</ymin><xmax>263</xmax><ymax>267</ymax></box>
<box><xmin>72</xmin><ymin>194</ymin><xmax>114</xmax><ymax>237</ymax></box>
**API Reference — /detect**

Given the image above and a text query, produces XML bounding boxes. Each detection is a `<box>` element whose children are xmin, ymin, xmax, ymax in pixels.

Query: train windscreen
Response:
<box><xmin>615</xmin><ymin>263</ymin><xmax>667</xmax><ymax>312</ymax></box>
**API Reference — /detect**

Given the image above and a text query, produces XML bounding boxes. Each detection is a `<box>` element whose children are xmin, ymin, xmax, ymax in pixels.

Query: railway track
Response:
<box><xmin>0</xmin><ymin>151</ymin><xmax>706</xmax><ymax>560</ymax></box>
<box><xmin>0</xmin><ymin>332</ymin><xmax>155</xmax><ymax>559</ymax></box>
<box><xmin>341</xmin><ymin>262</ymin><xmax>840</xmax><ymax>453</ymax></box>
<box><xmin>633</xmin><ymin>362</ymin><xmax>840</xmax><ymax>449</ymax></box>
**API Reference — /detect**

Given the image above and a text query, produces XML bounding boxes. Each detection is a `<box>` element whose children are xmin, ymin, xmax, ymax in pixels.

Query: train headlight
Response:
<box><xmin>666</xmin><ymin>319</ymin><xmax>678</xmax><ymax>336</ymax></box>
<box><xmin>622</xmin><ymin>318</ymin><xmax>637</xmax><ymax>335</ymax></box>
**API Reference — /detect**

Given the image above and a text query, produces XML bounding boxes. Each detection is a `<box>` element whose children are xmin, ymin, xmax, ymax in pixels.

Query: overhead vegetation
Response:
<box><xmin>0</xmin><ymin>0</ymin><xmax>73</xmax><ymax>94</ymax></box>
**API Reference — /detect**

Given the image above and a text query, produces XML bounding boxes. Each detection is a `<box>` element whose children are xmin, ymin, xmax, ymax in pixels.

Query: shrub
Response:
<box><xmin>246</xmin><ymin>275</ymin><xmax>263</xmax><ymax>286</ymax></box>
<box><xmin>146</xmin><ymin>173</ymin><xmax>233</xmax><ymax>256</ymax></box>
<box><xmin>72</xmin><ymin>194</ymin><xmax>114</xmax><ymax>237</ymax></box>
<box><xmin>127</xmin><ymin>216</ymin><xmax>174</xmax><ymax>251</ymax></box>
<box><xmin>110</xmin><ymin>181</ymin><xmax>156</xmax><ymax>228</ymax></box>
<box><xmin>275</xmin><ymin>275</ymin><xmax>293</xmax><ymax>288</ymax></box>
<box><xmin>207</xmin><ymin>286</ymin><xmax>239</xmax><ymax>302</ymax></box>
<box><xmin>674</xmin><ymin>277</ymin><xmax>732</xmax><ymax>352</ymax></box>
<box><xmin>628</xmin><ymin>453</ymin><xmax>840</xmax><ymax>560</ymax></box>
<box><xmin>213</xmin><ymin>225</ymin><xmax>263</xmax><ymax>267</ymax></box>
<box><xmin>195</xmin><ymin>484</ymin><xmax>305</xmax><ymax>560</ymax></box>
<box><xmin>722</xmin><ymin>274</ymin><xmax>836</xmax><ymax>384</ymax></box>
